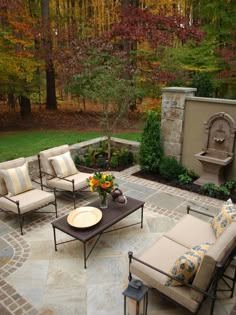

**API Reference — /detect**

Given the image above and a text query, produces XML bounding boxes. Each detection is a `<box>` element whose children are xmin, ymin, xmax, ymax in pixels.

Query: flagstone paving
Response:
<box><xmin>0</xmin><ymin>165</ymin><xmax>235</xmax><ymax>315</ymax></box>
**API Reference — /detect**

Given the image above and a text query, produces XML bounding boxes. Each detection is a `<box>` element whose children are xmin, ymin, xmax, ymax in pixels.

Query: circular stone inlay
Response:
<box><xmin>0</xmin><ymin>238</ymin><xmax>14</xmax><ymax>267</ymax></box>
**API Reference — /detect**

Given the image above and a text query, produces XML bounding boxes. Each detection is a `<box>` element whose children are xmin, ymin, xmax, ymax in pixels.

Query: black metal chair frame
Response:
<box><xmin>128</xmin><ymin>206</ymin><xmax>236</xmax><ymax>315</ymax></box>
<box><xmin>0</xmin><ymin>181</ymin><xmax>57</xmax><ymax>235</ymax></box>
<box><xmin>38</xmin><ymin>155</ymin><xmax>90</xmax><ymax>209</ymax></box>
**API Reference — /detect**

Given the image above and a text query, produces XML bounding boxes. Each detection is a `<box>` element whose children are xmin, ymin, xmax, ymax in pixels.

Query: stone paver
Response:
<box><xmin>0</xmin><ymin>166</ymin><xmax>235</xmax><ymax>315</ymax></box>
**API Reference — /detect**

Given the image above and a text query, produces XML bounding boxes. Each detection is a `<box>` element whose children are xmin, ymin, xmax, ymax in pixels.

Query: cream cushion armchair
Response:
<box><xmin>0</xmin><ymin>157</ymin><xmax>57</xmax><ymax>235</ymax></box>
<box><xmin>39</xmin><ymin>144</ymin><xmax>91</xmax><ymax>208</ymax></box>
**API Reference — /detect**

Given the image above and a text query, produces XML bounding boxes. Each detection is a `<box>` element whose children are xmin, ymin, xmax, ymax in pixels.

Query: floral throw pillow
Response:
<box><xmin>211</xmin><ymin>199</ymin><xmax>236</xmax><ymax>238</ymax></box>
<box><xmin>165</xmin><ymin>242</ymin><xmax>212</xmax><ymax>287</ymax></box>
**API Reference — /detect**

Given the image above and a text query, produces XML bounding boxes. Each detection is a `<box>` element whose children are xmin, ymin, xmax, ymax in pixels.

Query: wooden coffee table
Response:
<box><xmin>51</xmin><ymin>196</ymin><xmax>145</xmax><ymax>268</ymax></box>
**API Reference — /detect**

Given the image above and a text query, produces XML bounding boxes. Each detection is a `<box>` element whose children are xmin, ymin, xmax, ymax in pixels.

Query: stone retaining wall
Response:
<box><xmin>26</xmin><ymin>137</ymin><xmax>140</xmax><ymax>178</ymax></box>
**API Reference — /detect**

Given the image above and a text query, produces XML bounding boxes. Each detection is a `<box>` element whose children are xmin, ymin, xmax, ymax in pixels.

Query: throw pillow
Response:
<box><xmin>0</xmin><ymin>163</ymin><xmax>33</xmax><ymax>196</ymax></box>
<box><xmin>211</xmin><ymin>199</ymin><xmax>236</xmax><ymax>238</ymax></box>
<box><xmin>165</xmin><ymin>242</ymin><xmax>212</xmax><ymax>287</ymax></box>
<box><xmin>49</xmin><ymin>151</ymin><xmax>78</xmax><ymax>177</ymax></box>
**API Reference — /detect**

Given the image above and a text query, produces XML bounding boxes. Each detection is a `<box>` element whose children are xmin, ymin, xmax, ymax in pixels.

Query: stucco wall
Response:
<box><xmin>182</xmin><ymin>97</ymin><xmax>236</xmax><ymax>180</ymax></box>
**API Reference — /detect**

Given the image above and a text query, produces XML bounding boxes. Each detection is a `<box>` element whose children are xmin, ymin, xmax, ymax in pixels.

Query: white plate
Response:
<box><xmin>67</xmin><ymin>207</ymin><xmax>102</xmax><ymax>228</ymax></box>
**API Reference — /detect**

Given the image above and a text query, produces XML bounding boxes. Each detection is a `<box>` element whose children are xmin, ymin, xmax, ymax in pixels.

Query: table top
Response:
<box><xmin>51</xmin><ymin>195</ymin><xmax>144</xmax><ymax>242</ymax></box>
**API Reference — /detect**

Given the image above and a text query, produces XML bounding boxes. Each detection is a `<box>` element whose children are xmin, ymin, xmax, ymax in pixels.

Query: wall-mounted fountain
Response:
<box><xmin>194</xmin><ymin>112</ymin><xmax>236</xmax><ymax>186</ymax></box>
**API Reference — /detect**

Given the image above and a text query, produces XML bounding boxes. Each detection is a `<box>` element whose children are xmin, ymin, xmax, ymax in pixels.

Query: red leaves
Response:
<box><xmin>109</xmin><ymin>5</ymin><xmax>204</xmax><ymax>46</ymax></box>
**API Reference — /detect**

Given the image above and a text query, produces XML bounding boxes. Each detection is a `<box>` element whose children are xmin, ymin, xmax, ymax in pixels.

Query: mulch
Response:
<box><xmin>0</xmin><ymin>106</ymin><xmax>143</xmax><ymax>132</ymax></box>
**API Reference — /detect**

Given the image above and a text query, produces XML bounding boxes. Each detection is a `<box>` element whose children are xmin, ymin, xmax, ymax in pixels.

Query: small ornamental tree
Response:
<box><xmin>139</xmin><ymin>111</ymin><xmax>163</xmax><ymax>173</ymax></box>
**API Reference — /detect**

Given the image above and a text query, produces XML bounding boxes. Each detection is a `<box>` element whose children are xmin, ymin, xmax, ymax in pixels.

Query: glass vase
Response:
<box><xmin>99</xmin><ymin>192</ymin><xmax>108</xmax><ymax>209</ymax></box>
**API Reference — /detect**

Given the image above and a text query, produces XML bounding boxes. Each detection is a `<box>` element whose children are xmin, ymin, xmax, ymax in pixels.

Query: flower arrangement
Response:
<box><xmin>87</xmin><ymin>172</ymin><xmax>118</xmax><ymax>208</ymax></box>
<box><xmin>87</xmin><ymin>172</ymin><xmax>117</xmax><ymax>195</ymax></box>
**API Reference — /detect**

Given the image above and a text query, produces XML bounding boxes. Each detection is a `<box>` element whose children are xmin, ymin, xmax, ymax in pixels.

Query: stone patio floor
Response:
<box><xmin>0</xmin><ymin>165</ymin><xmax>235</xmax><ymax>315</ymax></box>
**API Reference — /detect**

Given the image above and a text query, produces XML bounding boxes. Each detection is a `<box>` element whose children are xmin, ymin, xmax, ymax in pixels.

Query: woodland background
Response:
<box><xmin>0</xmin><ymin>0</ymin><xmax>235</xmax><ymax>130</ymax></box>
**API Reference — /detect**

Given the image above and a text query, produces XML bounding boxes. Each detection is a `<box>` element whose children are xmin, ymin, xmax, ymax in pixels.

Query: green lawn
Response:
<box><xmin>0</xmin><ymin>131</ymin><xmax>141</xmax><ymax>162</ymax></box>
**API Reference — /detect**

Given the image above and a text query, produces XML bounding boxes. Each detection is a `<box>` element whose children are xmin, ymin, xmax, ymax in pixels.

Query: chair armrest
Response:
<box><xmin>31</xmin><ymin>179</ymin><xmax>57</xmax><ymax>192</ymax></box>
<box><xmin>187</xmin><ymin>206</ymin><xmax>215</xmax><ymax>218</ymax></box>
<box><xmin>76</xmin><ymin>165</ymin><xmax>95</xmax><ymax>173</ymax></box>
<box><xmin>39</xmin><ymin>170</ymin><xmax>74</xmax><ymax>184</ymax></box>
<box><xmin>0</xmin><ymin>193</ymin><xmax>19</xmax><ymax>205</ymax></box>
<box><xmin>128</xmin><ymin>251</ymin><xmax>216</xmax><ymax>300</ymax></box>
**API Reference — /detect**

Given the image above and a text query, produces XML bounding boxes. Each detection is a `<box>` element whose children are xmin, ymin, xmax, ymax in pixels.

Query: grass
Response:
<box><xmin>0</xmin><ymin>130</ymin><xmax>142</xmax><ymax>162</ymax></box>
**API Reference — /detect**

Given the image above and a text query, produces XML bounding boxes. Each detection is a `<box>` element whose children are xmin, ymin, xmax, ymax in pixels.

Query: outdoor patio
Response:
<box><xmin>0</xmin><ymin>165</ymin><xmax>235</xmax><ymax>315</ymax></box>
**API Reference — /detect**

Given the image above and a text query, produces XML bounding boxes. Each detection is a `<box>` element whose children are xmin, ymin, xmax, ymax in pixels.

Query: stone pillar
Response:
<box><xmin>161</xmin><ymin>87</ymin><xmax>197</xmax><ymax>162</ymax></box>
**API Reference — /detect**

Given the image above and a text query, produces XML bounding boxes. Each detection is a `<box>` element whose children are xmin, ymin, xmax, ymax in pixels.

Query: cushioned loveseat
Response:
<box><xmin>128</xmin><ymin>200</ymin><xmax>236</xmax><ymax>315</ymax></box>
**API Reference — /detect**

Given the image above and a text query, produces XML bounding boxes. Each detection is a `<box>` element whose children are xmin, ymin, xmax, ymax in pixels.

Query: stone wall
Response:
<box><xmin>161</xmin><ymin>87</ymin><xmax>197</xmax><ymax>161</ymax></box>
<box><xmin>26</xmin><ymin>137</ymin><xmax>140</xmax><ymax>178</ymax></box>
<box><xmin>161</xmin><ymin>88</ymin><xmax>236</xmax><ymax>180</ymax></box>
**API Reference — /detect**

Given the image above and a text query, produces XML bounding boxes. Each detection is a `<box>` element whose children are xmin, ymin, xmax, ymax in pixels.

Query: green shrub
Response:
<box><xmin>119</xmin><ymin>148</ymin><xmax>134</xmax><ymax>166</ymax></box>
<box><xmin>201</xmin><ymin>183</ymin><xmax>219</xmax><ymax>197</ymax></box>
<box><xmin>85</xmin><ymin>156</ymin><xmax>92</xmax><ymax>167</ymax></box>
<box><xmin>224</xmin><ymin>180</ymin><xmax>236</xmax><ymax>191</ymax></box>
<box><xmin>178</xmin><ymin>173</ymin><xmax>193</xmax><ymax>184</ymax></box>
<box><xmin>187</xmin><ymin>169</ymin><xmax>198</xmax><ymax>180</ymax></box>
<box><xmin>110</xmin><ymin>154</ymin><xmax>119</xmax><ymax>168</ymax></box>
<box><xmin>96</xmin><ymin>155</ymin><xmax>107</xmax><ymax>168</ymax></box>
<box><xmin>74</xmin><ymin>155</ymin><xmax>80</xmax><ymax>166</ymax></box>
<box><xmin>159</xmin><ymin>156</ymin><xmax>186</xmax><ymax>180</ymax></box>
<box><xmin>139</xmin><ymin>110</ymin><xmax>163</xmax><ymax>172</ymax></box>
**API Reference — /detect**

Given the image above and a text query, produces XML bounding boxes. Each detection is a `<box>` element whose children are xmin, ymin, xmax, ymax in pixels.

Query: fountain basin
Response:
<box><xmin>194</xmin><ymin>151</ymin><xmax>233</xmax><ymax>186</ymax></box>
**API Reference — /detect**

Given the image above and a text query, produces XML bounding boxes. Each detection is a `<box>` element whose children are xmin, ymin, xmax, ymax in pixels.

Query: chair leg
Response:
<box><xmin>18</xmin><ymin>214</ymin><xmax>24</xmax><ymax>235</ymax></box>
<box><xmin>73</xmin><ymin>191</ymin><xmax>76</xmax><ymax>209</ymax></box>
<box><xmin>53</xmin><ymin>190</ymin><xmax>58</xmax><ymax>218</ymax></box>
<box><xmin>72</xmin><ymin>180</ymin><xmax>76</xmax><ymax>209</ymax></box>
<box><xmin>17</xmin><ymin>201</ymin><xmax>24</xmax><ymax>235</ymax></box>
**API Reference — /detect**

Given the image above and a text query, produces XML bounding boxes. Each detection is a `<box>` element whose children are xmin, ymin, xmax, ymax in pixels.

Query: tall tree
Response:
<box><xmin>41</xmin><ymin>0</ymin><xmax>57</xmax><ymax>109</ymax></box>
<box><xmin>0</xmin><ymin>0</ymin><xmax>40</xmax><ymax>116</ymax></box>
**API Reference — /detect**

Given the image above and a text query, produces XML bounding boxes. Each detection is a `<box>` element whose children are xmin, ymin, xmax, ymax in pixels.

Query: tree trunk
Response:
<box><xmin>18</xmin><ymin>96</ymin><xmax>31</xmax><ymax>117</ymax></box>
<box><xmin>121</xmin><ymin>0</ymin><xmax>138</xmax><ymax>111</ymax></box>
<box><xmin>7</xmin><ymin>93</ymin><xmax>16</xmax><ymax>110</ymax></box>
<box><xmin>41</xmin><ymin>0</ymin><xmax>57</xmax><ymax>110</ymax></box>
<box><xmin>46</xmin><ymin>60</ymin><xmax>57</xmax><ymax>109</ymax></box>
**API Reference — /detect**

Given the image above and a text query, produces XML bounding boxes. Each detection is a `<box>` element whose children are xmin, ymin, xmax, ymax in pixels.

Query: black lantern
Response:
<box><xmin>122</xmin><ymin>279</ymin><xmax>148</xmax><ymax>315</ymax></box>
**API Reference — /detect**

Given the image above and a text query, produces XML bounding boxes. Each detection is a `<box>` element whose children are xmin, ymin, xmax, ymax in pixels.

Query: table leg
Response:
<box><xmin>141</xmin><ymin>205</ymin><xmax>144</xmax><ymax>228</ymax></box>
<box><xmin>53</xmin><ymin>227</ymin><xmax>57</xmax><ymax>251</ymax></box>
<box><xmin>84</xmin><ymin>243</ymin><xmax>87</xmax><ymax>269</ymax></box>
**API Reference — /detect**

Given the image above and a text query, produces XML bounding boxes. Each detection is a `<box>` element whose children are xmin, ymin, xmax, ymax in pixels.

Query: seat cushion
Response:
<box><xmin>0</xmin><ymin>158</ymin><xmax>25</xmax><ymax>195</ymax></box>
<box><xmin>211</xmin><ymin>199</ymin><xmax>236</xmax><ymax>238</ymax></box>
<box><xmin>0</xmin><ymin>189</ymin><xmax>55</xmax><ymax>214</ymax></box>
<box><xmin>166</xmin><ymin>242</ymin><xmax>212</xmax><ymax>287</ymax></box>
<box><xmin>40</xmin><ymin>144</ymin><xmax>70</xmax><ymax>177</ymax></box>
<box><xmin>49</xmin><ymin>151</ymin><xmax>78</xmax><ymax>177</ymax></box>
<box><xmin>0</xmin><ymin>163</ymin><xmax>33</xmax><ymax>196</ymax></box>
<box><xmin>130</xmin><ymin>236</ymin><xmax>200</xmax><ymax>313</ymax></box>
<box><xmin>191</xmin><ymin>220</ymin><xmax>236</xmax><ymax>302</ymax></box>
<box><xmin>46</xmin><ymin>172</ymin><xmax>90</xmax><ymax>192</ymax></box>
<box><xmin>165</xmin><ymin>214</ymin><xmax>216</xmax><ymax>248</ymax></box>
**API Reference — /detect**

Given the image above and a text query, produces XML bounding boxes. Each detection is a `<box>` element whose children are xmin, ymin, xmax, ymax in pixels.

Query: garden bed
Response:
<box><xmin>133</xmin><ymin>170</ymin><xmax>236</xmax><ymax>202</ymax></box>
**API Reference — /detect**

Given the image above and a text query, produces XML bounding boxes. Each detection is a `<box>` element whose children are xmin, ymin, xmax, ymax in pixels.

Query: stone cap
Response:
<box><xmin>161</xmin><ymin>87</ymin><xmax>197</xmax><ymax>93</ymax></box>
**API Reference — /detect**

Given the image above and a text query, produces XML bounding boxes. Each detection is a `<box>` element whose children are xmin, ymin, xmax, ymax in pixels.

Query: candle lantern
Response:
<box><xmin>122</xmin><ymin>279</ymin><xmax>148</xmax><ymax>315</ymax></box>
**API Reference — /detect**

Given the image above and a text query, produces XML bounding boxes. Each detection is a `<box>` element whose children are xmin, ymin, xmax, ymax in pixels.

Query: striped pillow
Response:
<box><xmin>0</xmin><ymin>163</ymin><xmax>33</xmax><ymax>196</ymax></box>
<box><xmin>49</xmin><ymin>151</ymin><xmax>78</xmax><ymax>177</ymax></box>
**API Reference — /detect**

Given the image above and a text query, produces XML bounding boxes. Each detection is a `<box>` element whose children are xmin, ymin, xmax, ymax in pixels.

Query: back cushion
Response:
<box><xmin>39</xmin><ymin>145</ymin><xmax>70</xmax><ymax>177</ymax></box>
<box><xmin>191</xmin><ymin>221</ymin><xmax>236</xmax><ymax>302</ymax></box>
<box><xmin>0</xmin><ymin>158</ymin><xmax>25</xmax><ymax>195</ymax></box>
<box><xmin>0</xmin><ymin>163</ymin><xmax>33</xmax><ymax>196</ymax></box>
<box><xmin>49</xmin><ymin>151</ymin><xmax>78</xmax><ymax>177</ymax></box>
<box><xmin>211</xmin><ymin>199</ymin><xmax>236</xmax><ymax>238</ymax></box>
